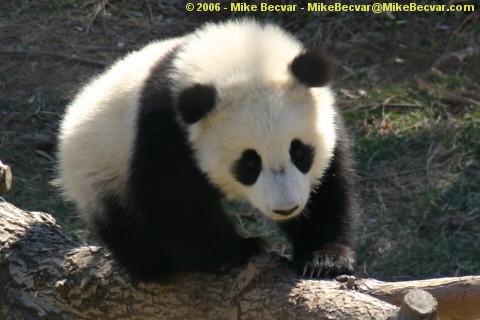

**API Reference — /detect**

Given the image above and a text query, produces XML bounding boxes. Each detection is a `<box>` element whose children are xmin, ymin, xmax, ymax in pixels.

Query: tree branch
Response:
<box><xmin>0</xmin><ymin>49</ymin><xmax>107</xmax><ymax>67</ymax></box>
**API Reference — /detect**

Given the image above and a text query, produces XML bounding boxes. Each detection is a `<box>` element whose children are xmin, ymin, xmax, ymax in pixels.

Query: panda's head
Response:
<box><xmin>176</xmin><ymin>50</ymin><xmax>336</xmax><ymax>221</ymax></box>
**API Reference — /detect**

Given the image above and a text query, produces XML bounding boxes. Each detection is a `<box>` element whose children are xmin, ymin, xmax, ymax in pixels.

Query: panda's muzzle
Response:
<box><xmin>252</xmin><ymin>167</ymin><xmax>307</xmax><ymax>221</ymax></box>
<box><xmin>272</xmin><ymin>205</ymin><xmax>299</xmax><ymax>216</ymax></box>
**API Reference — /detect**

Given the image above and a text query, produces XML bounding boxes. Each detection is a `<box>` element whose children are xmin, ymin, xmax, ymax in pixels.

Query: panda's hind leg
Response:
<box><xmin>92</xmin><ymin>194</ymin><xmax>177</xmax><ymax>281</ymax></box>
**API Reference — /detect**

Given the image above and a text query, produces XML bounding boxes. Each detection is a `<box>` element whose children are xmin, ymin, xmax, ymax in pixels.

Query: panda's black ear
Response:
<box><xmin>177</xmin><ymin>84</ymin><xmax>217</xmax><ymax>124</ymax></box>
<box><xmin>289</xmin><ymin>50</ymin><xmax>334</xmax><ymax>87</ymax></box>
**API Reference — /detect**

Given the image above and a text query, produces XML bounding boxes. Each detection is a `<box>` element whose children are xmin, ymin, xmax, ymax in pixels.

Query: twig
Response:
<box><xmin>349</xmin><ymin>103</ymin><xmax>424</xmax><ymax>110</ymax></box>
<box><xmin>360</xmin><ymin>162</ymin><xmax>451</xmax><ymax>182</ymax></box>
<box><xmin>79</xmin><ymin>45</ymin><xmax>137</xmax><ymax>52</ymax></box>
<box><xmin>86</xmin><ymin>0</ymin><xmax>109</xmax><ymax>33</ymax></box>
<box><xmin>0</xmin><ymin>49</ymin><xmax>107</xmax><ymax>67</ymax></box>
<box><xmin>415</xmin><ymin>77</ymin><xmax>480</xmax><ymax>107</ymax></box>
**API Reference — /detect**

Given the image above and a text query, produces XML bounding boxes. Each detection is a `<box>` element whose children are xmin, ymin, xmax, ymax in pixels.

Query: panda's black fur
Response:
<box><xmin>58</xmin><ymin>20</ymin><xmax>358</xmax><ymax>281</ymax></box>
<box><xmin>94</xmin><ymin>47</ymin><xmax>260</xmax><ymax>279</ymax></box>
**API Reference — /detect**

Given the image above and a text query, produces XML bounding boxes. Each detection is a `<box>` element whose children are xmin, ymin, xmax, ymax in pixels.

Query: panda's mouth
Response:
<box><xmin>264</xmin><ymin>204</ymin><xmax>303</xmax><ymax>221</ymax></box>
<box><xmin>272</xmin><ymin>205</ymin><xmax>299</xmax><ymax>216</ymax></box>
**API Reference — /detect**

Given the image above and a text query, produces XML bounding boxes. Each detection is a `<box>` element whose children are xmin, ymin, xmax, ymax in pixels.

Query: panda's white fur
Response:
<box><xmin>58</xmin><ymin>37</ymin><xmax>184</xmax><ymax>217</ymax></box>
<box><xmin>58</xmin><ymin>19</ymin><xmax>356</xmax><ymax>281</ymax></box>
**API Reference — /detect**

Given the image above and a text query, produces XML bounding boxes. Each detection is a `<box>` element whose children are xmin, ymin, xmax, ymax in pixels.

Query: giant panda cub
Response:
<box><xmin>57</xmin><ymin>20</ymin><xmax>357</xmax><ymax>281</ymax></box>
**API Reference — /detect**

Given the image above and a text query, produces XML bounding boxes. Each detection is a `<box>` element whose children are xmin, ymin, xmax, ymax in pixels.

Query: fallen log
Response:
<box><xmin>0</xmin><ymin>201</ymin><xmax>477</xmax><ymax>319</ymax></box>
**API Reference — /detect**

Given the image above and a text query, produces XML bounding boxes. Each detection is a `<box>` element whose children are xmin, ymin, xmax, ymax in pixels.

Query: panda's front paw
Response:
<box><xmin>219</xmin><ymin>237</ymin><xmax>265</xmax><ymax>272</ymax></box>
<box><xmin>246</xmin><ymin>236</ymin><xmax>266</xmax><ymax>252</ymax></box>
<box><xmin>296</xmin><ymin>243</ymin><xmax>355</xmax><ymax>278</ymax></box>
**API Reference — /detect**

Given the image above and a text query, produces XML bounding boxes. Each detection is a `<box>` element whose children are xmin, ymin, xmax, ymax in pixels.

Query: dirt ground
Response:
<box><xmin>2</xmin><ymin>2</ymin><xmax>477</xmax><ymax>102</ymax></box>
<box><xmin>1</xmin><ymin>1</ymin><xmax>479</xmax><ymax>280</ymax></box>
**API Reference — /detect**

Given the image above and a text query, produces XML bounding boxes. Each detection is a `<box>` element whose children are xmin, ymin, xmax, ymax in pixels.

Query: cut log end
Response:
<box><xmin>0</xmin><ymin>161</ymin><xmax>13</xmax><ymax>194</ymax></box>
<box><xmin>393</xmin><ymin>289</ymin><xmax>439</xmax><ymax>320</ymax></box>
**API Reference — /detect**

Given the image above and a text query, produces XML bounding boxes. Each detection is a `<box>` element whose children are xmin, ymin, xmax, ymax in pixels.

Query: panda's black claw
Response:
<box><xmin>295</xmin><ymin>243</ymin><xmax>355</xmax><ymax>279</ymax></box>
<box><xmin>302</xmin><ymin>264</ymin><xmax>308</xmax><ymax>277</ymax></box>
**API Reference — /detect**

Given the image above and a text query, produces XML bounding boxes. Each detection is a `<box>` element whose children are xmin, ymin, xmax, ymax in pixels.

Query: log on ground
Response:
<box><xmin>1</xmin><ymin>201</ymin><xmax>477</xmax><ymax>319</ymax></box>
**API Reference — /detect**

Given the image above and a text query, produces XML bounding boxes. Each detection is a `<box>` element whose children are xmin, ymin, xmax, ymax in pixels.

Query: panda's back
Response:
<box><xmin>57</xmin><ymin>37</ymin><xmax>184</xmax><ymax>216</ymax></box>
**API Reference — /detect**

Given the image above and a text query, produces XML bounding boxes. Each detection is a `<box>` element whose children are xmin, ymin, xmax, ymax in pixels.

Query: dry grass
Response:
<box><xmin>353</xmin><ymin>104</ymin><xmax>480</xmax><ymax>279</ymax></box>
<box><xmin>1</xmin><ymin>0</ymin><xmax>479</xmax><ymax>280</ymax></box>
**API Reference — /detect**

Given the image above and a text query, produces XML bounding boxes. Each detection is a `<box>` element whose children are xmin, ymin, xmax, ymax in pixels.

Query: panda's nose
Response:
<box><xmin>272</xmin><ymin>205</ymin><xmax>299</xmax><ymax>216</ymax></box>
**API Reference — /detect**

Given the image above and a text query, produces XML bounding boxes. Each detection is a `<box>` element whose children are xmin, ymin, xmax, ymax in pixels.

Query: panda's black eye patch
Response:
<box><xmin>290</xmin><ymin>139</ymin><xmax>315</xmax><ymax>173</ymax></box>
<box><xmin>232</xmin><ymin>149</ymin><xmax>262</xmax><ymax>186</ymax></box>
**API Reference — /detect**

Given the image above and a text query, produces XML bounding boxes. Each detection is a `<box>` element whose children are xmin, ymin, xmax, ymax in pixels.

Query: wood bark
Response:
<box><xmin>0</xmin><ymin>201</ymin><xmax>477</xmax><ymax>319</ymax></box>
